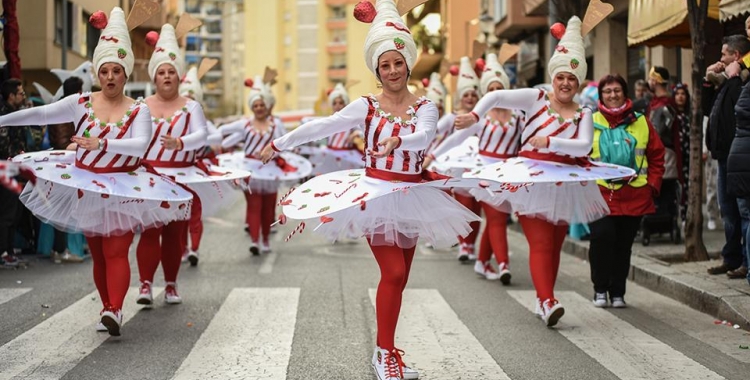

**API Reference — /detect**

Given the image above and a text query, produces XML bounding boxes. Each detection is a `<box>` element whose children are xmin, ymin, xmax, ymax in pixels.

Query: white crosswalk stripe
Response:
<box><xmin>0</xmin><ymin>288</ymin><xmax>31</xmax><ymax>306</ymax></box>
<box><xmin>369</xmin><ymin>288</ymin><xmax>512</xmax><ymax>380</ymax></box>
<box><xmin>508</xmin><ymin>290</ymin><xmax>725</xmax><ymax>380</ymax></box>
<box><xmin>172</xmin><ymin>288</ymin><xmax>300</xmax><ymax>380</ymax></box>
<box><xmin>0</xmin><ymin>287</ymin><xmax>164</xmax><ymax>380</ymax></box>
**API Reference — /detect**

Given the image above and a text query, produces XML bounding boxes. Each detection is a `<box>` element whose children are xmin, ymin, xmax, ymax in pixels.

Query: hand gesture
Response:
<box><xmin>528</xmin><ymin>136</ymin><xmax>548</xmax><ymax>149</ymax></box>
<box><xmin>70</xmin><ymin>136</ymin><xmax>100</xmax><ymax>151</ymax></box>
<box><xmin>160</xmin><ymin>135</ymin><xmax>182</xmax><ymax>150</ymax></box>
<box><xmin>369</xmin><ymin>136</ymin><xmax>400</xmax><ymax>158</ymax></box>
<box><xmin>706</xmin><ymin>62</ymin><xmax>725</xmax><ymax>76</ymax></box>
<box><xmin>726</xmin><ymin>61</ymin><xmax>741</xmax><ymax>78</ymax></box>
<box><xmin>259</xmin><ymin>143</ymin><xmax>276</xmax><ymax>164</ymax></box>
<box><xmin>454</xmin><ymin>113</ymin><xmax>478</xmax><ymax>130</ymax></box>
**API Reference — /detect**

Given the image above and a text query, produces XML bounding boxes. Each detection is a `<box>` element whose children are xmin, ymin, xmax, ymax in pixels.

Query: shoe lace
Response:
<box><xmin>544</xmin><ymin>298</ymin><xmax>559</xmax><ymax>310</ymax></box>
<box><xmin>139</xmin><ymin>281</ymin><xmax>151</xmax><ymax>294</ymax></box>
<box><xmin>484</xmin><ymin>262</ymin><xmax>498</xmax><ymax>274</ymax></box>
<box><xmin>384</xmin><ymin>349</ymin><xmax>405</xmax><ymax>379</ymax></box>
<box><xmin>165</xmin><ymin>283</ymin><xmax>178</xmax><ymax>295</ymax></box>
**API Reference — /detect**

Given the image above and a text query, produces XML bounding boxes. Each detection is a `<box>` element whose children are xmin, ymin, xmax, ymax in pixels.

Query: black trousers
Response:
<box><xmin>0</xmin><ymin>186</ymin><xmax>19</xmax><ymax>255</ymax></box>
<box><xmin>588</xmin><ymin>215</ymin><xmax>643</xmax><ymax>297</ymax></box>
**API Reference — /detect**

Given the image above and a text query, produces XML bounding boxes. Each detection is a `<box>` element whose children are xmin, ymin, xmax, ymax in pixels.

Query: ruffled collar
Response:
<box><xmin>543</xmin><ymin>93</ymin><xmax>583</xmax><ymax>124</ymax></box>
<box><xmin>367</xmin><ymin>95</ymin><xmax>428</xmax><ymax>125</ymax></box>
<box><xmin>82</xmin><ymin>92</ymin><xmax>144</xmax><ymax>128</ymax></box>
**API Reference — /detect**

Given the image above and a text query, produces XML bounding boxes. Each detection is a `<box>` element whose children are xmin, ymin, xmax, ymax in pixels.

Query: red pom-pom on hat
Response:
<box><xmin>145</xmin><ymin>31</ymin><xmax>159</xmax><ymax>47</ymax></box>
<box><xmin>449</xmin><ymin>65</ymin><xmax>459</xmax><ymax>76</ymax></box>
<box><xmin>326</xmin><ymin>88</ymin><xmax>334</xmax><ymax>96</ymax></box>
<box><xmin>421</xmin><ymin>78</ymin><xmax>430</xmax><ymax>87</ymax></box>
<box><xmin>244</xmin><ymin>78</ymin><xmax>254</xmax><ymax>88</ymax></box>
<box><xmin>353</xmin><ymin>1</ymin><xmax>376</xmax><ymax>23</ymax></box>
<box><xmin>475</xmin><ymin>58</ymin><xmax>486</xmax><ymax>72</ymax></box>
<box><xmin>89</xmin><ymin>11</ymin><xmax>108</xmax><ymax>30</ymax></box>
<box><xmin>550</xmin><ymin>23</ymin><xmax>566</xmax><ymax>40</ymax></box>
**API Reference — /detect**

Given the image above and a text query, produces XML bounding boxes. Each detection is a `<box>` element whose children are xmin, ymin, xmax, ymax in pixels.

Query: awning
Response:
<box><xmin>410</xmin><ymin>52</ymin><xmax>444</xmax><ymax>81</ymax></box>
<box><xmin>627</xmin><ymin>0</ymin><xmax>720</xmax><ymax>48</ymax></box>
<box><xmin>522</xmin><ymin>0</ymin><xmax>548</xmax><ymax>17</ymax></box>
<box><xmin>720</xmin><ymin>0</ymin><xmax>750</xmax><ymax>21</ymax></box>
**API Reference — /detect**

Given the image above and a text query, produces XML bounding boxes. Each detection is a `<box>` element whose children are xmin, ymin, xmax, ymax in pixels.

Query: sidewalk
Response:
<box><xmin>511</xmin><ymin>223</ymin><xmax>750</xmax><ymax>329</ymax></box>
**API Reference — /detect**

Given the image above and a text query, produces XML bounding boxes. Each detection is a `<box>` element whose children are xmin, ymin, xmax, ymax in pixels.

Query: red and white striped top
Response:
<box><xmin>0</xmin><ymin>93</ymin><xmax>152</xmax><ymax>171</ymax></box>
<box><xmin>220</xmin><ymin>116</ymin><xmax>284</xmax><ymax>158</ymax></box>
<box><xmin>431</xmin><ymin>111</ymin><xmax>524</xmax><ymax>159</ymax></box>
<box><xmin>144</xmin><ymin>100</ymin><xmax>208</xmax><ymax>166</ymax></box>
<box><xmin>327</xmin><ymin>128</ymin><xmax>362</xmax><ymax>150</ymax></box>
<box><xmin>272</xmin><ymin>95</ymin><xmax>438</xmax><ymax>175</ymax></box>
<box><xmin>471</xmin><ymin>88</ymin><xmax>593</xmax><ymax>158</ymax></box>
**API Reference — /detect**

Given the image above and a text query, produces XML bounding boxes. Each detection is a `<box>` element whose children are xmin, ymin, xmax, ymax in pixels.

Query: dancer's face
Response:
<box><xmin>487</xmin><ymin>81</ymin><xmax>505</xmax><ymax>93</ymax></box>
<box><xmin>552</xmin><ymin>72</ymin><xmax>579</xmax><ymax>103</ymax></box>
<box><xmin>460</xmin><ymin>90</ymin><xmax>479</xmax><ymax>111</ymax></box>
<box><xmin>331</xmin><ymin>96</ymin><xmax>346</xmax><ymax>113</ymax></box>
<box><xmin>377</xmin><ymin>51</ymin><xmax>409</xmax><ymax>92</ymax></box>
<box><xmin>98</xmin><ymin>63</ymin><xmax>127</xmax><ymax>97</ymax></box>
<box><xmin>154</xmin><ymin>63</ymin><xmax>179</xmax><ymax>95</ymax></box>
<box><xmin>252</xmin><ymin>99</ymin><xmax>269</xmax><ymax>120</ymax></box>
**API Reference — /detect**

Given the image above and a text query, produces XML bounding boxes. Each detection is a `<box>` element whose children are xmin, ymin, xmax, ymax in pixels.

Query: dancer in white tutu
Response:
<box><xmin>454</xmin><ymin>15</ymin><xmax>634</xmax><ymax>327</ymax></box>
<box><xmin>1</xmin><ymin>7</ymin><xmax>193</xmax><ymax>336</ymax></box>
<box><xmin>260</xmin><ymin>1</ymin><xmax>480</xmax><ymax>378</ymax></box>
<box><xmin>179</xmin><ymin>62</ymin><xmax>231</xmax><ymax>265</ymax></box>
<box><xmin>304</xmin><ymin>83</ymin><xmax>365</xmax><ymax>176</ymax></box>
<box><xmin>134</xmin><ymin>21</ymin><xmax>249</xmax><ymax>306</ymax></box>
<box><xmin>219</xmin><ymin>76</ymin><xmax>311</xmax><ymax>255</ymax></box>
<box><xmin>425</xmin><ymin>56</ymin><xmax>483</xmax><ymax>261</ymax></box>
<box><xmin>429</xmin><ymin>49</ymin><xmax>523</xmax><ymax>284</ymax></box>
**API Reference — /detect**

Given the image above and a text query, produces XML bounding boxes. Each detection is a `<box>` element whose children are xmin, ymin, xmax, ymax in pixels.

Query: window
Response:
<box><xmin>494</xmin><ymin>0</ymin><xmax>507</xmax><ymax>22</ymax></box>
<box><xmin>54</xmin><ymin>0</ymin><xmax>74</xmax><ymax>49</ymax></box>
<box><xmin>186</xmin><ymin>36</ymin><xmax>201</xmax><ymax>52</ymax></box>
<box><xmin>84</xmin><ymin>12</ymin><xmax>100</xmax><ymax>59</ymax></box>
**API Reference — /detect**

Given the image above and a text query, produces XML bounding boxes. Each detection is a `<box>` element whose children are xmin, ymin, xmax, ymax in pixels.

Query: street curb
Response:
<box><xmin>509</xmin><ymin>223</ymin><xmax>750</xmax><ymax>329</ymax></box>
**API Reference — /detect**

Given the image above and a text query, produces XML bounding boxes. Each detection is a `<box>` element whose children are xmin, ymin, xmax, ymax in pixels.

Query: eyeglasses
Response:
<box><xmin>15</xmin><ymin>91</ymin><xmax>26</xmax><ymax>97</ymax></box>
<box><xmin>601</xmin><ymin>88</ymin><xmax>623</xmax><ymax>95</ymax></box>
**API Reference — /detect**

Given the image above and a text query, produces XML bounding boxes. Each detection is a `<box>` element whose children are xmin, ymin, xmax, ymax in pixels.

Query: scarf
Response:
<box><xmin>597</xmin><ymin>98</ymin><xmax>637</xmax><ymax>128</ymax></box>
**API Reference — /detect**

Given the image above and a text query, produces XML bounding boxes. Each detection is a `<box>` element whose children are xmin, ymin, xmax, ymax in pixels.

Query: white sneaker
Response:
<box><xmin>187</xmin><ymin>250</ymin><xmax>199</xmax><ymax>266</ymax></box>
<box><xmin>165</xmin><ymin>282</ymin><xmax>182</xmax><ymax>304</ymax></box>
<box><xmin>95</xmin><ymin>322</ymin><xmax>108</xmax><ymax>332</ymax></box>
<box><xmin>456</xmin><ymin>244</ymin><xmax>471</xmax><ymax>262</ymax></box>
<box><xmin>181</xmin><ymin>250</ymin><xmax>189</xmax><ymax>264</ymax></box>
<box><xmin>249</xmin><ymin>242</ymin><xmax>260</xmax><ymax>256</ymax></box>
<box><xmin>136</xmin><ymin>281</ymin><xmax>153</xmax><ymax>307</ymax></box>
<box><xmin>707</xmin><ymin>219</ymin><xmax>717</xmax><ymax>231</ymax></box>
<box><xmin>539</xmin><ymin>298</ymin><xmax>565</xmax><ymax>327</ymax></box>
<box><xmin>372</xmin><ymin>347</ymin><xmax>418</xmax><ymax>379</ymax></box>
<box><xmin>372</xmin><ymin>347</ymin><xmax>405</xmax><ymax>380</ymax></box>
<box><xmin>497</xmin><ymin>262</ymin><xmax>511</xmax><ymax>285</ymax></box>
<box><xmin>610</xmin><ymin>296</ymin><xmax>627</xmax><ymax>308</ymax></box>
<box><xmin>423</xmin><ymin>242</ymin><xmax>434</xmax><ymax>249</ymax></box>
<box><xmin>260</xmin><ymin>242</ymin><xmax>272</xmax><ymax>254</ymax></box>
<box><xmin>100</xmin><ymin>308</ymin><xmax>123</xmax><ymax>336</ymax></box>
<box><xmin>592</xmin><ymin>292</ymin><xmax>608</xmax><ymax>308</ymax></box>
<box><xmin>474</xmin><ymin>260</ymin><xmax>502</xmax><ymax>281</ymax></box>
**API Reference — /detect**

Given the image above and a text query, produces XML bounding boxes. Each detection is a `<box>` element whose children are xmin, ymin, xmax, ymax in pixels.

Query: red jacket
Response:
<box><xmin>598</xmin><ymin>117</ymin><xmax>666</xmax><ymax>216</ymax></box>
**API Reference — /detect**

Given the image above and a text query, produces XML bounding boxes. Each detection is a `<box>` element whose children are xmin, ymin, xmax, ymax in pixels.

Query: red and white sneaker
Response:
<box><xmin>538</xmin><ymin>298</ymin><xmax>565</xmax><ymax>327</ymax></box>
<box><xmin>260</xmin><ymin>241</ymin><xmax>272</xmax><ymax>254</ymax></box>
<box><xmin>164</xmin><ymin>282</ymin><xmax>182</xmax><ymax>304</ymax></box>
<box><xmin>187</xmin><ymin>250</ymin><xmax>199</xmax><ymax>266</ymax></box>
<box><xmin>96</xmin><ymin>305</ymin><xmax>111</xmax><ymax>332</ymax></box>
<box><xmin>371</xmin><ymin>347</ymin><xmax>418</xmax><ymax>379</ymax></box>
<box><xmin>136</xmin><ymin>281</ymin><xmax>153</xmax><ymax>307</ymax></box>
<box><xmin>372</xmin><ymin>347</ymin><xmax>405</xmax><ymax>380</ymax></box>
<box><xmin>249</xmin><ymin>241</ymin><xmax>260</xmax><ymax>256</ymax></box>
<box><xmin>181</xmin><ymin>250</ymin><xmax>189</xmax><ymax>264</ymax></box>
<box><xmin>497</xmin><ymin>262</ymin><xmax>511</xmax><ymax>285</ymax></box>
<box><xmin>457</xmin><ymin>244</ymin><xmax>473</xmax><ymax>262</ymax></box>
<box><xmin>473</xmin><ymin>260</ymin><xmax>502</xmax><ymax>281</ymax></box>
<box><xmin>100</xmin><ymin>307</ymin><xmax>123</xmax><ymax>336</ymax></box>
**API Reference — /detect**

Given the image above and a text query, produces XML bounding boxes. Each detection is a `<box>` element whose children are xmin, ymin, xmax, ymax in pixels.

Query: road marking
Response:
<box><xmin>203</xmin><ymin>216</ymin><xmax>238</xmax><ymax>227</ymax></box>
<box><xmin>369</xmin><ymin>289</ymin><xmax>511</xmax><ymax>380</ymax></box>
<box><xmin>508</xmin><ymin>290</ymin><xmax>725</xmax><ymax>380</ymax></box>
<box><xmin>172</xmin><ymin>288</ymin><xmax>300</xmax><ymax>380</ymax></box>
<box><xmin>0</xmin><ymin>287</ymin><xmax>164</xmax><ymax>380</ymax></box>
<box><xmin>0</xmin><ymin>288</ymin><xmax>31</xmax><ymax>306</ymax></box>
<box><xmin>258</xmin><ymin>251</ymin><xmax>277</xmax><ymax>274</ymax></box>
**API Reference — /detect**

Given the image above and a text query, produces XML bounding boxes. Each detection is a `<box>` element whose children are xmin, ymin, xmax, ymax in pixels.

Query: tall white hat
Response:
<box><xmin>456</xmin><ymin>56</ymin><xmax>479</xmax><ymax>100</ymax></box>
<box><xmin>548</xmin><ymin>16</ymin><xmax>587</xmax><ymax>84</ymax></box>
<box><xmin>148</xmin><ymin>24</ymin><xmax>184</xmax><ymax>81</ymax></box>
<box><xmin>425</xmin><ymin>72</ymin><xmax>446</xmax><ymax>107</ymax></box>
<box><xmin>361</xmin><ymin>0</ymin><xmax>418</xmax><ymax>77</ymax></box>
<box><xmin>246</xmin><ymin>75</ymin><xmax>269</xmax><ymax>109</ymax></box>
<box><xmin>91</xmin><ymin>7</ymin><xmax>134</xmax><ymax>82</ymax></box>
<box><xmin>179</xmin><ymin>66</ymin><xmax>203</xmax><ymax>102</ymax></box>
<box><xmin>327</xmin><ymin>82</ymin><xmax>349</xmax><ymax>107</ymax></box>
<box><xmin>479</xmin><ymin>53</ymin><xmax>510</xmax><ymax>95</ymax></box>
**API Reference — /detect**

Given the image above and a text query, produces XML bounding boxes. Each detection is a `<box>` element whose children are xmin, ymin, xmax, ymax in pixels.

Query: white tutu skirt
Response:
<box><xmin>306</xmin><ymin>147</ymin><xmax>364</xmax><ymax>175</ymax></box>
<box><xmin>465</xmin><ymin>157</ymin><xmax>635</xmax><ymax>225</ymax></box>
<box><xmin>218</xmin><ymin>151</ymin><xmax>313</xmax><ymax>194</ymax></box>
<box><xmin>153</xmin><ymin>165</ymin><xmax>249</xmax><ymax>218</ymax></box>
<box><xmin>280</xmin><ymin>169</ymin><xmax>481</xmax><ymax>248</ymax></box>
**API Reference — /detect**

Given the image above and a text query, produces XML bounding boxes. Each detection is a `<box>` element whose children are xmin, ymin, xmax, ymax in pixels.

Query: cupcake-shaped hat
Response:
<box><xmin>148</xmin><ymin>24</ymin><xmax>184</xmax><ymax>81</ymax></box>
<box><xmin>328</xmin><ymin>82</ymin><xmax>349</xmax><ymax>107</ymax></box>
<box><xmin>425</xmin><ymin>72</ymin><xmax>446</xmax><ymax>107</ymax></box>
<box><xmin>179</xmin><ymin>66</ymin><xmax>203</xmax><ymax>102</ymax></box>
<box><xmin>479</xmin><ymin>53</ymin><xmax>510</xmax><ymax>95</ymax></box>
<box><xmin>91</xmin><ymin>7</ymin><xmax>134</xmax><ymax>82</ymax></box>
<box><xmin>262</xmin><ymin>81</ymin><xmax>276</xmax><ymax>109</ymax></box>
<box><xmin>547</xmin><ymin>16</ymin><xmax>586</xmax><ymax>84</ymax></box>
<box><xmin>360</xmin><ymin>0</ymin><xmax>418</xmax><ymax>77</ymax></box>
<box><xmin>246</xmin><ymin>75</ymin><xmax>269</xmax><ymax>109</ymax></box>
<box><xmin>456</xmin><ymin>56</ymin><xmax>479</xmax><ymax>100</ymax></box>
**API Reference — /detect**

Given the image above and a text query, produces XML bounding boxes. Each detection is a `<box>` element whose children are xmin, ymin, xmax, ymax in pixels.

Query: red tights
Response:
<box><xmin>477</xmin><ymin>203</ymin><xmax>509</xmax><ymax>265</ymax></box>
<box><xmin>188</xmin><ymin>215</ymin><xmax>203</xmax><ymax>252</ymax></box>
<box><xmin>136</xmin><ymin>221</ymin><xmax>188</xmax><ymax>284</ymax></box>
<box><xmin>87</xmin><ymin>232</ymin><xmax>135</xmax><ymax>310</ymax></box>
<box><xmin>454</xmin><ymin>193</ymin><xmax>481</xmax><ymax>247</ymax></box>
<box><xmin>244</xmin><ymin>191</ymin><xmax>277</xmax><ymax>244</ymax></box>
<box><xmin>370</xmin><ymin>239</ymin><xmax>416</xmax><ymax>351</ymax></box>
<box><xmin>518</xmin><ymin>216</ymin><xmax>568</xmax><ymax>301</ymax></box>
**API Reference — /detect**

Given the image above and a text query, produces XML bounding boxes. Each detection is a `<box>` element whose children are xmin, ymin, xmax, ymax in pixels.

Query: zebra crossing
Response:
<box><xmin>0</xmin><ymin>284</ymin><xmax>746</xmax><ymax>380</ymax></box>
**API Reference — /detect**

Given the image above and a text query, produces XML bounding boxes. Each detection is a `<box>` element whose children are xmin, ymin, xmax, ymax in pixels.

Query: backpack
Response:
<box><xmin>593</xmin><ymin>115</ymin><xmax>639</xmax><ymax>170</ymax></box>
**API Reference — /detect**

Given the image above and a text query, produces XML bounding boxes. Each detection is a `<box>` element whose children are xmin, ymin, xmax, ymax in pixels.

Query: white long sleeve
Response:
<box><xmin>221</xmin><ymin>132</ymin><xmax>244</xmax><ymax>149</ymax></box>
<box><xmin>103</xmin><ymin>106</ymin><xmax>152</xmax><ymax>157</ymax></box>
<box><xmin>435</xmin><ymin>113</ymin><xmax>456</xmax><ymax>137</ymax></box>
<box><xmin>431</xmin><ymin>121</ymin><xmax>482</xmax><ymax>158</ymax></box>
<box><xmin>472</xmin><ymin>89</ymin><xmax>540</xmax><ymax>120</ymax></box>
<box><xmin>396</xmin><ymin>101</ymin><xmax>438</xmax><ymax>151</ymax></box>
<box><xmin>177</xmin><ymin>101</ymin><xmax>208</xmax><ymax>152</ymax></box>
<box><xmin>0</xmin><ymin>95</ymin><xmax>78</xmax><ymax>126</ymax></box>
<box><xmin>206</xmin><ymin>121</ymin><xmax>222</xmax><ymax>146</ymax></box>
<box><xmin>218</xmin><ymin>119</ymin><xmax>247</xmax><ymax>136</ymax></box>
<box><xmin>547</xmin><ymin>107</ymin><xmax>593</xmax><ymax>157</ymax></box>
<box><xmin>273</xmin><ymin>99</ymin><xmax>368</xmax><ymax>151</ymax></box>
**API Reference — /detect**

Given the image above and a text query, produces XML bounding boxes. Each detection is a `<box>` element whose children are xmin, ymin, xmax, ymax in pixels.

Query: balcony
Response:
<box><xmin>327</xmin><ymin>67</ymin><xmax>347</xmax><ymax>79</ymax></box>
<box><xmin>495</xmin><ymin>0</ymin><xmax>548</xmax><ymax>41</ymax></box>
<box><xmin>325</xmin><ymin>0</ymin><xmax>351</xmax><ymax>6</ymax></box>
<box><xmin>327</xmin><ymin>18</ymin><xmax>347</xmax><ymax>29</ymax></box>
<box><xmin>326</xmin><ymin>42</ymin><xmax>347</xmax><ymax>54</ymax></box>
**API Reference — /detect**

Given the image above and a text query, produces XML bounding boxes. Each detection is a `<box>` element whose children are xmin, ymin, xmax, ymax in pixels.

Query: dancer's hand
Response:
<box><xmin>70</xmin><ymin>136</ymin><xmax>100</xmax><ymax>150</ymax></box>
<box><xmin>528</xmin><ymin>136</ymin><xmax>548</xmax><ymax>149</ymax></box>
<box><xmin>370</xmin><ymin>136</ymin><xmax>400</xmax><ymax>158</ymax></box>
<box><xmin>259</xmin><ymin>144</ymin><xmax>276</xmax><ymax>164</ymax></box>
<box><xmin>160</xmin><ymin>135</ymin><xmax>182</xmax><ymax>150</ymax></box>
<box><xmin>454</xmin><ymin>112</ymin><xmax>478</xmax><ymax>130</ymax></box>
